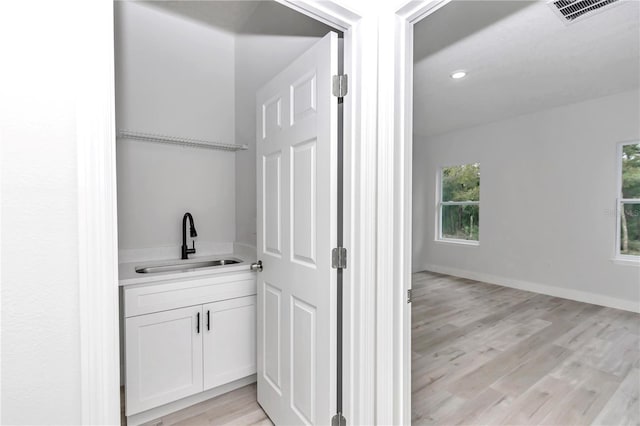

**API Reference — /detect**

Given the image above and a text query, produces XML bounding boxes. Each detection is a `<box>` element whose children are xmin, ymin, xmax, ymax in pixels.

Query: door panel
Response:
<box><xmin>125</xmin><ymin>306</ymin><xmax>203</xmax><ymax>415</ymax></box>
<box><xmin>263</xmin><ymin>282</ymin><xmax>282</xmax><ymax>393</ymax></box>
<box><xmin>291</xmin><ymin>139</ymin><xmax>316</xmax><ymax>266</ymax></box>
<box><xmin>262</xmin><ymin>96</ymin><xmax>282</xmax><ymax>139</ymax></box>
<box><xmin>263</xmin><ymin>152</ymin><xmax>282</xmax><ymax>257</ymax></box>
<box><xmin>203</xmin><ymin>296</ymin><xmax>256</xmax><ymax>390</ymax></box>
<box><xmin>256</xmin><ymin>32</ymin><xmax>338</xmax><ymax>426</ymax></box>
<box><xmin>291</xmin><ymin>71</ymin><xmax>317</xmax><ymax>124</ymax></box>
<box><xmin>291</xmin><ymin>296</ymin><xmax>316</xmax><ymax>424</ymax></box>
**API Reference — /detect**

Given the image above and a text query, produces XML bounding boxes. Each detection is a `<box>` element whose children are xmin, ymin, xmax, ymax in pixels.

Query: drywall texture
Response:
<box><xmin>234</xmin><ymin>2</ymin><xmax>334</xmax><ymax>246</ymax></box>
<box><xmin>413</xmin><ymin>90</ymin><xmax>640</xmax><ymax>308</ymax></box>
<box><xmin>115</xmin><ymin>2</ymin><xmax>236</xmax><ymax>254</ymax></box>
<box><xmin>0</xmin><ymin>2</ymin><xmax>82</xmax><ymax>423</ymax></box>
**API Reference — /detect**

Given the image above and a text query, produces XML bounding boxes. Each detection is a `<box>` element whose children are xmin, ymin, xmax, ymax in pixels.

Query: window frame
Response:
<box><xmin>436</xmin><ymin>163</ymin><xmax>480</xmax><ymax>246</ymax></box>
<box><xmin>615</xmin><ymin>141</ymin><xmax>640</xmax><ymax>263</ymax></box>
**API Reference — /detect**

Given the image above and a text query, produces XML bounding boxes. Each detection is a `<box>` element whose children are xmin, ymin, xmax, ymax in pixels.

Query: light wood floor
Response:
<box><xmin>134</xmin><ymin>383</ymin><xmax>272</xmax><ymax>426</ymax></box>
<box><xmin>412</xmin><ymin>271</ymin><xmax>640</xmax><ymax>425</ymax></box>
<box><xmin>128</xmin><ymin>271</ymin><xmax>640</xmax><ymax>425</ymax></box>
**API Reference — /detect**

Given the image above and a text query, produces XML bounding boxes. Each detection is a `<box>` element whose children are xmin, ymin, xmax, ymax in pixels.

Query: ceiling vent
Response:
<box><xmin>549</xmin><ymin>0</ymin><xmax>622</xmax><ymax>24</ymax></box>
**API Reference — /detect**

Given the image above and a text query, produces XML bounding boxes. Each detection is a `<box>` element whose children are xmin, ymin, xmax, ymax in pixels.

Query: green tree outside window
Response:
<box><xmin>620</xmin><ymin>143</ymin><xmax>640</xmax><ymax>256</ymax></box>
<box><xmin>440</xmin><ymin>163</ymin><xmax>480</xmax><ymax>241</ymax></box>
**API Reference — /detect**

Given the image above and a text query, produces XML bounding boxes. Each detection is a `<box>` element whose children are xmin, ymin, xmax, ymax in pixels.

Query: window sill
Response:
<box><xmin>611</xmin><ymin>257</ymin><xmax>640</xmax><ymax>267</ymax></box>
<box><xmin>435</xmin><ymin>239</ymin><xmax>480</xmax><ymax>247</ymax></box>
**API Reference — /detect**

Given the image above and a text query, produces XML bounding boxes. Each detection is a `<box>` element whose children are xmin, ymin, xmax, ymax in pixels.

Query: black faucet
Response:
<box><xmin>181</xmin><ymin>212</ymin><xmax>198</xmax><ymax>259</ymax></box>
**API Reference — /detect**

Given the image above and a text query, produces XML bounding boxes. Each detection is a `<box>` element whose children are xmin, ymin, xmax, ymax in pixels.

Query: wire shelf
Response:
<box><xmin>117</xmin><ymin>130</ymin><xmax>248</xmax><ymax>152</ymax></box>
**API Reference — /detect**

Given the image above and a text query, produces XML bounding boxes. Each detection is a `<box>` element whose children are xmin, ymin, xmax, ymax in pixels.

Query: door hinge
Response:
<box><xmin>332</xmin><ymin>413</ymin><xmax>347</xmax><ymax>426</ymax></box>
<box><xmin>332</xmin><ymin>74</ymin><xmax>348</xmax><ymax>98</ymax></box>
<box><xmin>332</xmin><ymin>247</ymin><xmax>347</xmax><ymax>269</ymax></box>
<box><xmin>407</xmin><ymin>289</ymin><xmax>413</xmax><ymax>304</ymax></box>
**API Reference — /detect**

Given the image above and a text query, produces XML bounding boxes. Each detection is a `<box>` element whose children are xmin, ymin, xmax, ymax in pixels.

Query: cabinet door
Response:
<box><xmin>125</xmin><ymin>306</ymin><xmax>203</xmax><ymax>415</ymax></box>
<box><xmin>203</xmin><ymin>296</ymin><xmax>257</xmax><ymax>390</ymax></box>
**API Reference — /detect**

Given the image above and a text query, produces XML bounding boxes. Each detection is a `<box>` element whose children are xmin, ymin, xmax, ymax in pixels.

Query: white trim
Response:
<box><xmin>441</xmin><ymin>201</ymin><xmax>480</xmax><ymax>206</ymax></box>
<box><xmin>344</xmin><ymin>16</ymin><xmax>379</xmax><ymax>426</ymax></box>
<box><xmin>397</xmin><ymin>0</ymin><xmax>453</xmax><ymax>23</ymax></box>
<box><xmin>0</xmin><ymin>67</ymin><xmax>3</xmax><ymax>424</ymax></box>
<box><xmin>375</xmin><ymin>12</ymin><xmax>391</xmax><ymax>424</ymax></box>
<box><xmin>420</xmin><ymin>263</ymin><xmax>640</xmax><ymax>314</ymax></box>
<box><xmin>611</xmin><ymin>256</ymin><xmax>640</xmax><ymax>267</ymax></box>
<box><xmin>615</xmin><ymin>142</ymin><xmax>623</xmax><ymax>259</ymax></box>
<box><xmin>392</xmin><ymin>1</ymin><xmax>455</xmax><ymax>424</ymax></box>
<box><xmin>274</xmin><ymin>0</ymin><xmax>360</xmax><ymax>30</ymax></box>
<box><xmin>434</xmin><ymin>239</ymin><xmax>480</xmax><ymax>247</ymax></box>
<box><xmin>615</xmin><ymin>140</ymin><xmax>640</xmax><ymax>260</ymax></box>
<box><xmin>395</xmin><ymin>11</ymin><xmax>414</xmax><ymax>426</ymax></box>
<box><xmin>76</xmin><ymin>1</ymin><xmax>121</xmax><ymax>424</ymax></box>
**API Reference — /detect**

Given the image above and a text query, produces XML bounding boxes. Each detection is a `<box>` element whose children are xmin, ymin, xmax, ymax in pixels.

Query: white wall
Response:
<box><xmin>115</xmin><ymin>2</ymin><xmax>236</xmax><ymax>256</ymax></box>
<box><xmin>115</xmin><ymin>1</ymin><xmax>332</xmax><ymax>253</ymax></box>
<box><xmin>234</xmin><ymin>2</ymin><xmax>333</xmax><ymax>246</ymax></box>
<box><xmin>0</xmin><ymin>2</ymin><xmax>85</xmax><ymax>423</ymax></box>
<box><xmin>413</xmin><ymin>90</ymin><xmax>640</xmax><ymax>310</ymax></box>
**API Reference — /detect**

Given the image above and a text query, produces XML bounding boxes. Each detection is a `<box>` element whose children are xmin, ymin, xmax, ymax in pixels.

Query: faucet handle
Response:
<box><xmin>185</xmin><ymin>240</ymin><xmax>196</xmax><ymax>256</ymax></box>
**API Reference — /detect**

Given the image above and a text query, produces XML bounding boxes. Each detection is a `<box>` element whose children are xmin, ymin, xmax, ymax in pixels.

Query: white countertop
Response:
<box><xmin>119</xmin><ymin>245</ymin><xmax>257</xmax><ymax>286</ymax></box>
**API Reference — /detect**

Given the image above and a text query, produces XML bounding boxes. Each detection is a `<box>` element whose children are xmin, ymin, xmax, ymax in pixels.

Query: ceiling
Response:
<box><xmin>140</xmin><ymin>0</ymin><xmax>333</xmax><ymax>36</ymax></box>
<box><xmin>413</xmin><ymin>0</ymin><xmax>640</xmax><ymax>137</ymax></box>
<box><xmin>140</xmin><ymin>1</ymin><xmax>260</xmax><ymax>32</ymax></box>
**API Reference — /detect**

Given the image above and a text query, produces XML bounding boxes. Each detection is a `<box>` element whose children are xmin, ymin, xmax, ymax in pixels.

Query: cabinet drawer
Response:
<box><xmin>124</xmin><ymin>271</ymin><xmax>256</xmax><ymax>317</ymax></box>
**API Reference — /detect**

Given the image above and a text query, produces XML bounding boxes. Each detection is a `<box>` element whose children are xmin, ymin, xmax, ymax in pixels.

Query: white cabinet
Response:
<box><xmin>123</xmin><ymin>271</ymin><xmax>257</xmax><ymax>418</ymax></box>
<box><xmin>203</xmin><ymin>296</ymin><xmax>257</xmax><ymax>390</ymax></box>
<box><xmin>125</xmin><ymin>306</ymin><xmax>203</xmax><ymax>415</ymax></box>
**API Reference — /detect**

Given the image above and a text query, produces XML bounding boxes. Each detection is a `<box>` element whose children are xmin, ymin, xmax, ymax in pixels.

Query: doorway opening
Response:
<box><xmin>113</xmin><ymin>1</ymin><xmax>345</xmax><ymax>424</ymax></box>
<box><xmin>410</xmin><ymin>1</ymin><xmax>640</xmax><ymax>424</ymax></box>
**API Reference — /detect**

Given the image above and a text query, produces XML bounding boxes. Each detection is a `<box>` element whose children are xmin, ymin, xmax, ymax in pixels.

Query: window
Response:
<box><xmin>618</xmin><ymin>142</ymin><xmax>640</xmax><ymax>258</ymax></box>
<box><xmin>438</xmin><ymin>163</ymin><xmax>480</xmax><ymax>243</ymax></box>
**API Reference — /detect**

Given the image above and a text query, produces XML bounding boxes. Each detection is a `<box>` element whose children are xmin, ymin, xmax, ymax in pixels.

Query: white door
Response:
<box><xmin>256</xmin><ymin>32</ymin><xmax>338</xmax><ymax>426</ymax></box>
<box><xmin>125</xmin><ymin>306</ymin><xmax>203</xmax><ymax>415</ymax></box>
<box><xmin>203</xmin><ymin>296</ymin><xmax>257</xmax><ymax>390</ymax></box>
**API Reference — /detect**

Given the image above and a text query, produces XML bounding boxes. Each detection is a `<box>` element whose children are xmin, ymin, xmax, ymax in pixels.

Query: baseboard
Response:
<box><xmin>126</xmin><ymin>375</ymin><xmax>256</xmax><ymax>426</ymax></box>
<box><xmin>420</xmin><ymin>263</ymin><xmax>640</xmax><ymax>313</ymax></box>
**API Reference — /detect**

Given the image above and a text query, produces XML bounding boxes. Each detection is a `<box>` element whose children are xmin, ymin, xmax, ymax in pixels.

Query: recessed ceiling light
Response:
<box><xmin>450</xmin><ymin>70</ymin><xmax>467</xmax><ymax>79</ymax></box>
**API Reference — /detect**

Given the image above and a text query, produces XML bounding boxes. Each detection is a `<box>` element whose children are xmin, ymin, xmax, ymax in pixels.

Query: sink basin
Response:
<box><xmin>135</xmin><ymin>258</ymin><xmax>242</xmax><ymax>274</ymax></box>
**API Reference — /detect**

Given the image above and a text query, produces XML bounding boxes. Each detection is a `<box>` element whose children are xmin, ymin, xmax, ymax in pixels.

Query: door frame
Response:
<box><xmin>389</xmin><ymin>0</ymin><xmax>454</xmax><ymax>424</ymax></box>
<box><xmin>76</xmin><ymin>1</ymin><xmax>120</xmax><ymax>424</ymax></box>
<box><xmin>78</xmin><ymin>0</ymin><xmax>379</xmax><ymax>424</ymax></box>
